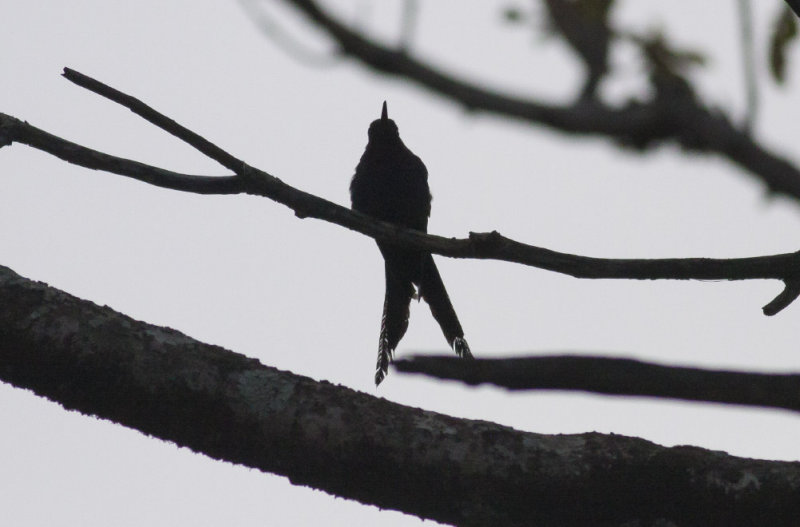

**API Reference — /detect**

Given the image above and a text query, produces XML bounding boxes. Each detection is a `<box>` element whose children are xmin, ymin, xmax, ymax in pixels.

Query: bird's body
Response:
<box><xmin>350</xmin><ymin>102</ymin><xmax>472</xmax><ymax>385</ymax></box>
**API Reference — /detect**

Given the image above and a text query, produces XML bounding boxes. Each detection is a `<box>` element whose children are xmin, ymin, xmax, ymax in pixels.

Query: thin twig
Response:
<box><xmin>0</xmin><ymin>113</ymin><xmax>243</xmax><ymax>194</ymax></box>
<box><xmin>763</xmin><ymin>279</ymin><xmax>800</xmax><ymax>315</ymax></box>
<box><xmin>395</xmin><ymin>355</ymin><xmax>800</xmax><ymax>413</ymax></box>
<box><xmin>62</xmin><ymin>68</ymin><xmax>245</xmax><ymax>173</ymax></box>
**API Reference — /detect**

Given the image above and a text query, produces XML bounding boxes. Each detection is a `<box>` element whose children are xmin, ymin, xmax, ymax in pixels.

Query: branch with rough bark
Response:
<box><xmin>2</xmin><ymin>69</ymin><xmax>800</xmax><ymax>316</ymax></box>
<box><xmin>395</xmin><ymin>355</ymin><xmax>800</xmax><ymax>414</ymax></box>
<box><xmin>273</xmin><ymin>0</ymin><xmax>800</xmax><ymax>205</ymax></box>
<box><xmin>1</xmin><ymin>264</ymin><xmax>799</xmax><ymax>527</ymax></box>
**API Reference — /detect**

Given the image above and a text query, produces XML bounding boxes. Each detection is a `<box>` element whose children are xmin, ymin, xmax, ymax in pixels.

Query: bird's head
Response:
<box><xmin>367</xmin><ymin>101</ymin><xmax>400</xmax><ymax>143</ymax></box>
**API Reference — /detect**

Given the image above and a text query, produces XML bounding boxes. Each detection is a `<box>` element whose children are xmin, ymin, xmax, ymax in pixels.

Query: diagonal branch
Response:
<box><xmin>3</xmin><ymin>69</ymin><xmax>800</xmax><ymax>314</ymax></box>
<box><xmin>2</xmin><ymin>263</ymin><xmax>800</xmax><ymax>527</ymax></box>
<box><xmin>62</xmin><ymin>68</ymin><xmax>244</xmax><ymax>173</ymax></box>
<box><xmin>395</xmin><ymin>355</ymin><xmax>800</xmax><ymax>414</ymax></box>
<box><xmin>277</xmin><ymin>0</ymin><xmax>800</xmax><ymax>204</ymax></box>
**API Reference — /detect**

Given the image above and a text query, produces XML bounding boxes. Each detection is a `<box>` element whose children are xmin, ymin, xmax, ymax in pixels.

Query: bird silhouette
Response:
<box><xmin>350</xmin><ymin>102</ymin><xmax>473</xmax><ymax>385</ymax></box>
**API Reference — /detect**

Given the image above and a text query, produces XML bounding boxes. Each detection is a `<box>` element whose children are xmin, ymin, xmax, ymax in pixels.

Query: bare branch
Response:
<box><xmin>2</xmin><ymin>263</ymin><xmax>800</xmax><ymax>527</ymax></box>
<box><xmin>62</xmin><ymin>68</ymin><xmax>244</xmax><ymax>173</ymax></box>
<box><xmin>395</xmin><ymin>355</ymin><xmax>800</xmax><ymax>413</ymax></box>
<box><xmin>277</xmin><ymin>0</ymin><xmax>800</xmax><ymax>203</ymax></box>
<box><xmin>4</xmin><ymin>69</ymin><xmax>800</xmax><ymax>314</ymax></box>
<box><xmin>763</xmin><ymin>279</ymin><xmax>800</xmax><ymax>315</ymax></box>
<box><xmin>0</xmin><ymin>113</ymin><xmax>243</xmax><ymax>194</ymax></box>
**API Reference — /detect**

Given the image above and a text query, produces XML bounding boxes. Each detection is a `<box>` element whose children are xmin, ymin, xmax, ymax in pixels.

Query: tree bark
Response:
<box><xmin>1</xmin><ymin>264</ymin><xmax>799</xmax><ymax>526</ymax></box>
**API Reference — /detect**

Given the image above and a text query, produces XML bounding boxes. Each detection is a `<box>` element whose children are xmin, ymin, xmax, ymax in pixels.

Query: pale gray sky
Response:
<box><xmin>2</xmin><ymin>1</ymin><xmax>799</xmax><ymax>525</ymax></box>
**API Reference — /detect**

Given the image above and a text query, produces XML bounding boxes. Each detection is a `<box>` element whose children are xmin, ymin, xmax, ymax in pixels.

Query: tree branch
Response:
<box><xmin>2</xmin><ymin>263</ymin><xmax>799</xmax><ymax>526</ymax></box>
<box><xmin>62</xmin><ymin>68</ymin><xmax>244</xmax><ymax>173</ymax></box>
<box><xmin>395</xmin><ymin>355</ymin><xmax>800</xmax><ymax>414</ymax></box>
<box><xmin>0</xmin><ymin>113</ymin><xmax>243</xmax><ymax>194</ymax></box>
<box><xmin>3</xmin><ymin>69</ymin><xmax>800</xmax><ymax>315</ymax></box>
<box><xmin>277</xmin><ymin>0</ymin><xmax>800</xmax><ymax>204</ymax></box>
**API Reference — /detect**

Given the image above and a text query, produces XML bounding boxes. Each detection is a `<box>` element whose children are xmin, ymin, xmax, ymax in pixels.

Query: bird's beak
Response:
<box><xmin>381</xmin><ymin>101</ymin><xmax>388</xmax><ymax>122</ymax></box>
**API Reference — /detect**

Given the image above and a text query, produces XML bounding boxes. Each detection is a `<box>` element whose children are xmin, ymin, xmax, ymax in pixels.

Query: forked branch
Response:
<box><xmin>1</xmin><ymin>69</ymin><xmax>800</xmax><ymax>314</ymax></box>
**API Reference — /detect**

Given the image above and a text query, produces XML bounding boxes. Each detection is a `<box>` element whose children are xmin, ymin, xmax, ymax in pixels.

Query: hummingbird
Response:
<box><xmin>350</xmin><ymin>102</ymin><xmax>473</xmax><ymax>385</ymax></box>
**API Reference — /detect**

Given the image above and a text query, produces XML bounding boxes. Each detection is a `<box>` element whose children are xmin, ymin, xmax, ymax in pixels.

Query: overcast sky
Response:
<box><xmin>2</xmin><ymin>1</ymin><xmax>800</xmax><ymax>526</ymax></box>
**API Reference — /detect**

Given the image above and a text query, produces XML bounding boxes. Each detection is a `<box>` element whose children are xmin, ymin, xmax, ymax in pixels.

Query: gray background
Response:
<box><xmin>2</xmin><ymin>1</ymin><xmax>799</xmax><ymax>525</ymax></box>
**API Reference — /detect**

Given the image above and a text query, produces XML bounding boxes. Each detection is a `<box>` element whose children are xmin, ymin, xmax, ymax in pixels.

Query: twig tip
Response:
<box><xmin>762</xmin><ymin>279</ymin><xmax>800</xmax><ymax>316</ymax></box>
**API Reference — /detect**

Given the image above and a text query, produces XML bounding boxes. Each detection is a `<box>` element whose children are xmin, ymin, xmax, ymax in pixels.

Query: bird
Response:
<box><xmin>350</xmin><ymin>102</ymin><xmax>473</xmax><ymax>386</ymax></box>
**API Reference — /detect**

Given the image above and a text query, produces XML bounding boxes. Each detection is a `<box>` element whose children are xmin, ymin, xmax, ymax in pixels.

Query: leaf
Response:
<box><xmin>769</xmin><ymin>5</ymin><xmax>798</xmax><ymax>85</ymax></box>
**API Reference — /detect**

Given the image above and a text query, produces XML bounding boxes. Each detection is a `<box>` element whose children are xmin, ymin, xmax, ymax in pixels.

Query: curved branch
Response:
<box><xmin>763</xmin><ymin>279</ymin><xmax>800</xmax><ymax>316</ymax></box>
<box><xmin>278</xmin><ymin>0</ymin><xmax>800</xmax><ymax>203</ymax></box>
<box><xmin>3</xmin><ymin>69</ymin><xmax>800</xmax><ymax>314</ymax></box>
<box><xmin>395</xmin><ymin>355</ymin><xmax>800</xmax><ymax>413</ymax></box>
<box><xmin>2</xmin><ymin>263</ymin><xmax>800</xmax><ymax>527</ymax></box>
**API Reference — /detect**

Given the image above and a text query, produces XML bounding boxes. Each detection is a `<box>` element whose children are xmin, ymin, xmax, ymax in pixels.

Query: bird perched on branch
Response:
<box><xmin>350</xmin><ymin>102</ymin><xmax>473</xmax><ymax>385</ymax></box>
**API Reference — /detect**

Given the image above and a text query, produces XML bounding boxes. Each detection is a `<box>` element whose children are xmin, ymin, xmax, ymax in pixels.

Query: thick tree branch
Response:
<box><xmin>395</xmin><ymin>355</ymin><xmax>800</xmax><ymax>414</ymax></box>
<box><xmin>2</xmin><ymin>263</ymin><xmax>800</xmax><ymax>527</ymax></box>
<box><xmin>3</xmin><ymin>69</ymin><xmax>800</xmax><ymax>315</ymax></box>
<box><xmin>278</xmin><ymin>0</ymin><xmax>800</xmax><ymax>203</ymax></box>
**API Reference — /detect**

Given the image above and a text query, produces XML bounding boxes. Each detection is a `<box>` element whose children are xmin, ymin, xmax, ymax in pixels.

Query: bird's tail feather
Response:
<box><xmin>419</xmin><ymin>255</ymin><xmax>473</xmax><ymax>359</ymax></box>
<box><xmin>375</xmin><ymin>262</ymin><xmax>414</xmax><ymax>385</ymax></box>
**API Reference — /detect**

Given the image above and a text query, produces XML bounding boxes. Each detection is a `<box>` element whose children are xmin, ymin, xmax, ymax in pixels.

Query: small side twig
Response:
<box><xmin>62</xmin><ymin>68</ymin><xmax>244</xmax><ymax>173</ymax></box>
<box><xmin>395</xmin><ymin>355</ymin><xmax>800</xmax><ymax>413</ymax></box>
<box><xmin>763</xmin><ymin>279</ymin><xmax>800</xmax><ymax>315</ymax></box>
